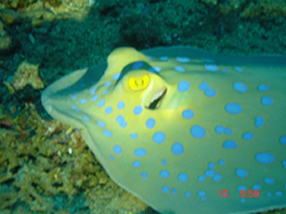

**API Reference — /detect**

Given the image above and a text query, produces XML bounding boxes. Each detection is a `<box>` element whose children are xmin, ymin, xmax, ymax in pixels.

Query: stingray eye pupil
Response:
<box><xmin>128</xmin><ymin>74</ymin><xmax>150</xmax><ymax>91</ymax></box>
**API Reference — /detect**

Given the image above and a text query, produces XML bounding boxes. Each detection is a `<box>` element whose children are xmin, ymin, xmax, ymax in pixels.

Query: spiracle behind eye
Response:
<box><xmin>147</xmin><ymin>88</ymin><xmax>167</xmax><ymax>110</ymax></box>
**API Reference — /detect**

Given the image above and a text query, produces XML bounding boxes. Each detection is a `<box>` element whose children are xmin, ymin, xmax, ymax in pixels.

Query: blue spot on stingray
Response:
<box><xmin>174</xmin><ymin>66</ymin><xmax>186</xmax><ymax>72</ymax></box>
<box><xmin>130</xmin><ymin>133</ymin><xmax>138</xmax><ymax>139</ymax></box>
<box><xmin>213</xmin><ymin>174</ymin><xmax>222</xmax><ymax>182</ymax></box>
<box><xmin>267</xmin><ymin>192</ymin><xmax>272</xmax><ymax>197</ymax></box>
<box><xmin>146</xmin><ymin>118</ymin><xmax>156</xmax><ymax>129</ymax></box>
<box><xmin>258</xmin><ymin>84</ymin><xmax>269</xmax><ymax>92</ymax></box>
<box><xmin>218</xmin><ymin>159</ymin><xmax>225</xmax><ymax>165</ymax></box>
<box><xmin>134</xmin><ymin>148</ymin><xmax>147</xmax><ymax>157</ymax></box>
<box><xmin>132</xmin><ymin>61</ymin><xmax>143</xmax><ymax>69</ymax></box>
<box><xmin>109</xmin><ymin>155</ymin><xmax>114</xmax><ymax>161</ymax></box>
<box><xmin>98</xmin><ymin>99</ymin><xmax>105</xmax><ymax>107</ymax></box>
<box><xmin>224</xmin><ymin>128</ymin><xmax>232</xmax><ymax>135</ymax></box>
<box><xmin>242</xmin><ymin>132</ymin><xmax>254</xmax><ymax>140</ymax></box>
<box><xmin>117</xmin><ymin>101</ymin><xmax>125</xmax><ymax>109</ymax></box>
<box><xmin>197</xmin><ymin>191</ymin><xmax>206</xmax><ymax>201</ymax></box>
<box><xmin>140</xmin><ymin>172</ymin><xmax>148</xmax><ymax>179</ymax></box>
<box><xmin>113</xmin><ymin>145</ymin><xmax>122</xmax><ymax>154</ymax></box>
<box><xmin>171</xmin><ymin>142</ymin><xmax>184</xmax><ymax>155</ymax></box>
<box><xmin>205</xmin><ymin>169</ymin><xmax>215</xmax><ymax>177</ymax></box>
<box><xmin>71</xmin><ymin>95</ymin><xmax>77</xmax><ymax>100</ymax></box>
<box><xmin>178</xmin><ymin>173</ymin><xmax>188</xmax><ymax>182</ymax></box>
<box><xmin>198</xmin><ymin>175</ymin><xmax>205</xmax><ymax>182</ymax></box>
<box><xmin>253</xmin><ymin>184</ymin><xmax>261</xmax><ymax>190</ymax></box>
<box><xmin>162</xmin><ymin>185</ymin><xmax>169</xmax><ymax>193</ymax></box>
<box><xmin>113</xmin><ymin>73</ymin><xmax>120</xmax><ymax>80</ymax></box>
<box><xmin>153</xmin><ymin>132</ymin><xmax>166</xmax><ymax>144</ymax></box>
<box><xmin>205</xmin><ymin>64</ymin><xmax>218</xmax><ymax>72</ymax></box>
<box><xmin>97</xmin><ymin>121</ymin><xmax>106</xmax><ymax>127</ymax></box>
<box><xmin>264</xmin><ymin>177</ymin><xmax>275</xmax><ymax>185</ymax></box>
<box><xmin>160</xmin><ymin>56</ymin><xmax>168</xmax><ymax>61</ymax></box>
<box><xmin>151</xmin><ymin>66</ymin><xmax>161</xmax><ymax>72</ymax></box>
<box><xmin>116</xmin><ymin>115</ymin><xmax>125</xmax><ymax>123</ymax></box>
<box><xmin>176</xmin><ymin>57</ymin><xmax>189</xmax><ymax>62</ymax></box>
<box><xmin>133</xmin><ymin>106</ymin><xmax>143</xmax><ymax>115</ymax></box>
<box><xmin>161</xmin><ymin>159</ymin><xmax>167</xmax><ymax>166</ymax></box>
<box><xmin>223</xmin><ymin>140</ymin><xmax>237</xmax><ymax>149</ymax></box>
<box><xmin>235</xmin><ymin>168</ymin><xmax>248</xmax><ymax>178</ymax></box>
<box><xmin>103</xmin><ymin>81</ymin><xmax>111</xmax><ymax>87</ymax></box>
<box><xmin>90</xmin><ymin>87</ymin><xmax>97</xmax><ymax>95</ymax></box>
<box><xmin>234</xmin><ymin>66</ymin><xmax>243</xmax><ymax>72</ymax></box>
<box><xmin>215</xmin><ymin>125</ymin><xmax>224</xmax><ymax>134</ymax></box>
<box><xmin>103</xmin><ymin>130</ymin><xmax>112</xmax><ymax>137</ymax></box>
<box><xmin>120</xmin><ymin>121</ymin><xmax>127</xmax><ymax>128</ymax></box>
<box><xmin>221</xmin><ymin>68</ymin><xmax>227</xmax><ymax>73</ymax></box>
<box><xmin>160</xmin><ymin>170</ymin><xmax>170</xmax><ymax>178</ymax></box>
<box><xmin>205</xmin><ymin>89</ymin><xmax>216</xmax><ymax>97</ymax></box>
<box><xmin>233</xmin><ymin>82</ymin><xmax>247</xmax><ymax>93</ymax></box>
<box><xmin>237</xmin><ymin>185</ymin><xmax>247</xmax><ymax>191</ymax></box>
<box><xmin>279</xmin><ymin>136</ymin><xmax>286</xmax><ymax>145</ymax></box>
<box><xmin>82</xmin><ymin>115</ymin><xmax>89</xmax><ymax>121</ymax></box>
<box><xmin>261</xmin><ymin>96</ymin><xmax>274</xmax><ymax>106</ymax></box>
<box><xmin>105</xmin><ymin>106</ymin><xmax>113</xmax><ymax>114</ymax></box>
<box><xmin>199</xmin><ymin>82</ymin><xmax>210</xmax><ymax>91</ymax></box>
<box><xmin>208</xmin><ymin>162</ymin><xmax>216</xmax><ymax>168</ymax></box>
<box><xmin>133</xmin><ymin>161</ymin><xmax>141</xmax><ymax>168</ymax></box>
<box><xmin>282</xmin><ymin>160</ymin><xmax>286</xmax><ymax>169</ymax></box>
<box><xmin>225</xmin><ymin>103</ymin><xmax>242</xmax><ymax>114</ymax></box>
<box><xmin>178</xmin><ymin>80</ymin><xmax>191</xmax><ymax>92</ymax></box>
<box><xmin>255</xmin><ymin>116</ymin><xmax>264</xmax><ymax>127</ymax></box>
<box><xmin>275</xmin><ymin>191</ymin><xmax>283</xmax><ymax>196</ymax></box>
<box><xmin>182</xmin><ymin>109</ymin><xmax>194</xmax><ymax>120</ymax></box>
<box><xmin>185</xmin><ymin>192</ymin><xmax>191</xmax><ymax>198</ymax></box>
<box><xmin>255</xmin><ymin>152</ymin><xmax>275</xmax><ymax>164</ymax></box>
<box><xmin>80</xmin><ymin>98</ymin><xmax>87</xmax><ymax>104</ymax></box>
<box><xmin>103</xmin><ymin>89</ymin><xmax>109</xmax><ymax>95</ymax></box>
<box><xmin>171</xmin><ymin>188</ymin><xmax>177</xmax><ymax>194</ymax></box>
<box><xmin>190</xmin><ymin>125</ymin><xmax>206</xmax><ymax>139</ymax></box>
<box><xmin>90</xmin><ymin>95</ymin><xmax>98</xmax><ymax>102</ymax></box>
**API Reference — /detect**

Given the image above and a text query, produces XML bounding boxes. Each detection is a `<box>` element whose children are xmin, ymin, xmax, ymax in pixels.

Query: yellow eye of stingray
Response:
<box><xmin>128</xmin><ymin>75</ymin><xmax>150</xmax><ymax>91</ymax></box>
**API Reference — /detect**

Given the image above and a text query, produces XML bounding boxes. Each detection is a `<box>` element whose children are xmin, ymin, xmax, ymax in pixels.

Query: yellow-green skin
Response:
<box><xmin>42</xmin><ymin>47</ymin><xmax>286</xmax><ymax>214</ymax></box>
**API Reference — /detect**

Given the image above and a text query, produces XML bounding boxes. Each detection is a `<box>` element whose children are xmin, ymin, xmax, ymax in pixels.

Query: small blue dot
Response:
<box><xmin>130</xmin><ymin>133</ymin><xmax>138</xmax><ymax>139</ymax></box>
<box><xmin>199</xmin><ymin>82</ymin><xmax>210</xmax><ymax>91</ymax></box>
<box><xmin>133</xmin><ymin>161</ymin><xmax>141</xmax><ymax>168</ymax></box>
<box><xmin>221</xmin><ymin>68</ymin><xmax>227</xmax><ymax>73</ymax></box>
<box><xmin>117</xmin><ymin>101</ymin><xmax>125</xmax><ymax>109</ymax></box>
<box><xmin>237</xmin><ymin>185</ymin><xmax>247</xmax><ymax>191</ymax></box>
<box><xmin>162</xmin><ymin>185</ymin><xmax>169</xmax><ymax>193</ymax></box>
<box><xmin>218</xmin><ymin>159</ymin><xmax>225</xmax><ymax>165</ymax></box>
<box><xmin>279</xmin><ymin>136</ymin><xmax>286</xmax><ymax>145</ymax></box>
<box><xmin>208</xmin><ymin>162</ymin><xmax>216</xmax><ymax>168</ymax></box>
<box><xmin>120</xmin><ymin>121</ymin><xmax>127</xmax><ymax>128</ymax></box>
<box><xmin>177</xmin><ymin>80</ymin><xmax>191</xmax><ymax>92</ymax></box>
<box><xmin>98</xmin><ymin>99</ymin><xmax>105</xmax><ymax>107</ymax></box>
<box><xmin>178</xmin><ymin>173</ymin><xmax>188</xmax><ymax>182</ymax></box>
<box><xmin>275</xmin><ymin>191</ymin><xmax>283</xmax><ymax>196</ymax></box>
<box><xmin>174</xmin><ymin>66</ymin><xmax>186</xmax><ymax>72</ymax></box>
<box><xmin>140</xmin><ymin>172</ymin><xmax>148</xmax><ymax>179</ymax></box>
<box><xmin>161</xmin><ymin>159</ymin><xmax>167</xmax><ymax>166</ymax></box>
<box><xmin>185</xmin><ymin>191</ymin><xmax>191</xmax><ymax>198</ymax></box>
<box><xmin>103</xmin><ymin>89</ymin><xmax>109</xmax><ymax>95</ymax></box>
<box><xmin>234</xmin><ymin>66</ymin><xmax>243</xmax><ymax>72</ymax></box>
<box><xmin>190</xmin><ymin>125</ymin><xmax>206</xmax><ymax>139</ymax></box>
<box><xmin>225</xmin><ymin>103</ymin><xmax>242</xmax><ymax>114</ymax></box>
<box><xmin>258</xmin><ymin>84</ymin><xmax>269</xmax><ymax>92</ymax></box>
<box><xmin>205</xmin><ymin>89</ymin><xmax>216</xmax><ymax>97</ymax></box>
<box><xmin>153</xmin><ymin>132</ymin><xmax>166</xmax><ymax>144</ymax></box>
<box><xmin>198</xmin><ymin>175</ymin><xmax>205</xmax><ymax>182</ymax></box>
<box><xmin>133</xmin><ymin>106</ymin><xmax>143</xmax><ymax>115</ymax></box>
<box><xmin>176</xmin><ymin>57</ymin><xmax>189</xmax><ymax>62</ymax></box>
<box><xmin>205</xmin><ymin>64</ymin><xmax>218</xmax><ymax>72</ymax></box>
<box><xmin>134</xmin><ymin>148</ymin><xmax>147</xmax><ymax>157</ymax></box>
<box><xmin>71</xmin><ymin>95</ymin><xmax>77</xmax><ymax>100</ymax></box>
<box><xmin>235</xmin><ymin>168</ymin><xmax>248</xmax><ymax>178</ymax></box>
<box><xmin>103</xmin><ymin>130</ymin><xmax>112</xmax><ymax>137</ymax></box>
<box><xmin>261</xmin><ymin>96</ymin><xmax>274</xmax><ymax>106</ymax></box>
<box><xmin>223</xmin><ymin>140</ymin><xmax>237</xmax><ymax>149</ymax></box>
<box><xmin>90</xmin><ymin>95</ymin><xmax>98</xmax><ymax>102</ymax></box>
<box><xmin>255</xmin><ymin>152</ymin><xmax>275</xmax><ymax>164</ymax></box>
<box><xmin>255</xmin><ymin>116</ymin><xmax>264</xmax><ymax>127</ymax></box>
<box><xmin>109</xmin><ymin>155</ymin><xmax>114</xmax><ymax>161</ymax></box>
<box><xmin>282</xmin><ymin>160</ymin><xmax>286</xmax><ymax>169</ymax></box>
<box><xmin>224</xmin><ymin>127</ymin><xmax>232</xmax><ymax>135</ymax></box>
<box><xmin>113</xmin><ymin>145</ymin><xmax>122</xmax><ymax>154</ymax></box>
<box><xmin>90</xmin><ymin>87</ymin><xmax>97</xmax><ymax>95</ymax></box>
<box><xmin>132</xmin><ymin>61</ymin><xmax>143</xmax><ymax>69</ymax></box>
<box><xmin>197</xmin><ymin>190</ymin><xmax>206</xmax><ymax>197</ymax></box>
<box><xmin>113</xmin><ymin>73</ymin><xmax>120</xmax><ymax>80</ymax></box>
<box><xmin>171</xmin><ymin>188</ymin><xmax>177</xmax><ymax>194</ymax></box>
<box><xmin>146</xmin><ymin>118</ymin><xmax>156</xmax><ymax>129</ymax></box>
<box><xmin>264</xmin><ymin>177</ymin><xmax>275</xmax><ymax>185</ymax></box>
<box><xmin>97</xmin><ymin>121</ymin><xmax>106</xmax><ymax>127</ymax></box>
<box><xmin>105</xmin><ymin>106</ymin><xmax>113</xmax><ymax>114</ymax></box>
<box><xmin>204</xmin><ymin>169</ymin><xmax>215</xmax><ymax>177</ymax></box>
<box><xmin>160</xmin><ymin>170</ymin><xmax>170</xmax><ymax>178</ymax></box>
<box><xmin>242</xmin><ymin>132</ymin><xmax>254</xmax><ymax>140</ymax></box>
<box><xmin>252</xmin><ymin>184</ymin><xmax>261</xmax><ymax>190</ymax></box>
<box><xmin>267</xmin><ymin>192</ymin><xmax>272</xmax><ymax>197</ymax></box>
<box><xmin>182</xmin><ymin>109</ymin><xmax>194</xmax><ymax>120</ymax></box>
<box><xmin>233</xmin><ymin>82</ymin><xmax>247</xmax><ymax>93</ymax></box>
<box><xmin>82</xmin><ymin>115</ymin><xmax>89</xmax><ymax>121</ymax></box>
<box><xmin>103</xmin><ymin>81</ymin><xmax>111</xmax><ymax>87</ymax></box>
<box><xmin>171</xmin><ymin>142</ymin><xmax>184</xmax><ymax>155</ymax></box>
<box><xmin>215</xmin><ymin>125</ymin><xmax>224</xmax><ymax>134</ymax></box>
<box><xmin>116</xmin><ymin>115</ymin><xmax>124</xmax><ymax>124</ymax></box>
<box><xmin>160</xmin><ymin>56</ymin><xmax>168</xmax><ymax>61</ymax></box>
<box><xmin>213</xmin><ymin>174</ymin><xmax>222</xmax><ymax>182</ymax></box>
<box><xmin>80</xmin><ymin>99</ymin><xmax>87</xmax><ymax>104</ymax></box>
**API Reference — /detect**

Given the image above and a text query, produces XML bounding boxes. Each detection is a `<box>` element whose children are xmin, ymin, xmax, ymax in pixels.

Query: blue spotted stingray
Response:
<box><xmin>41</xmin><ymin>47</ymin><xmax>286</xmax><ymax>214</ymax></box>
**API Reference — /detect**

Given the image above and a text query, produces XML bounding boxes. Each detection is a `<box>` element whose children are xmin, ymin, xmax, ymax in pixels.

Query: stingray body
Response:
<box><xmin>41</xmin><ymin>47</ymin><xmax>286</xmax><ymax>214</ymax></box>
